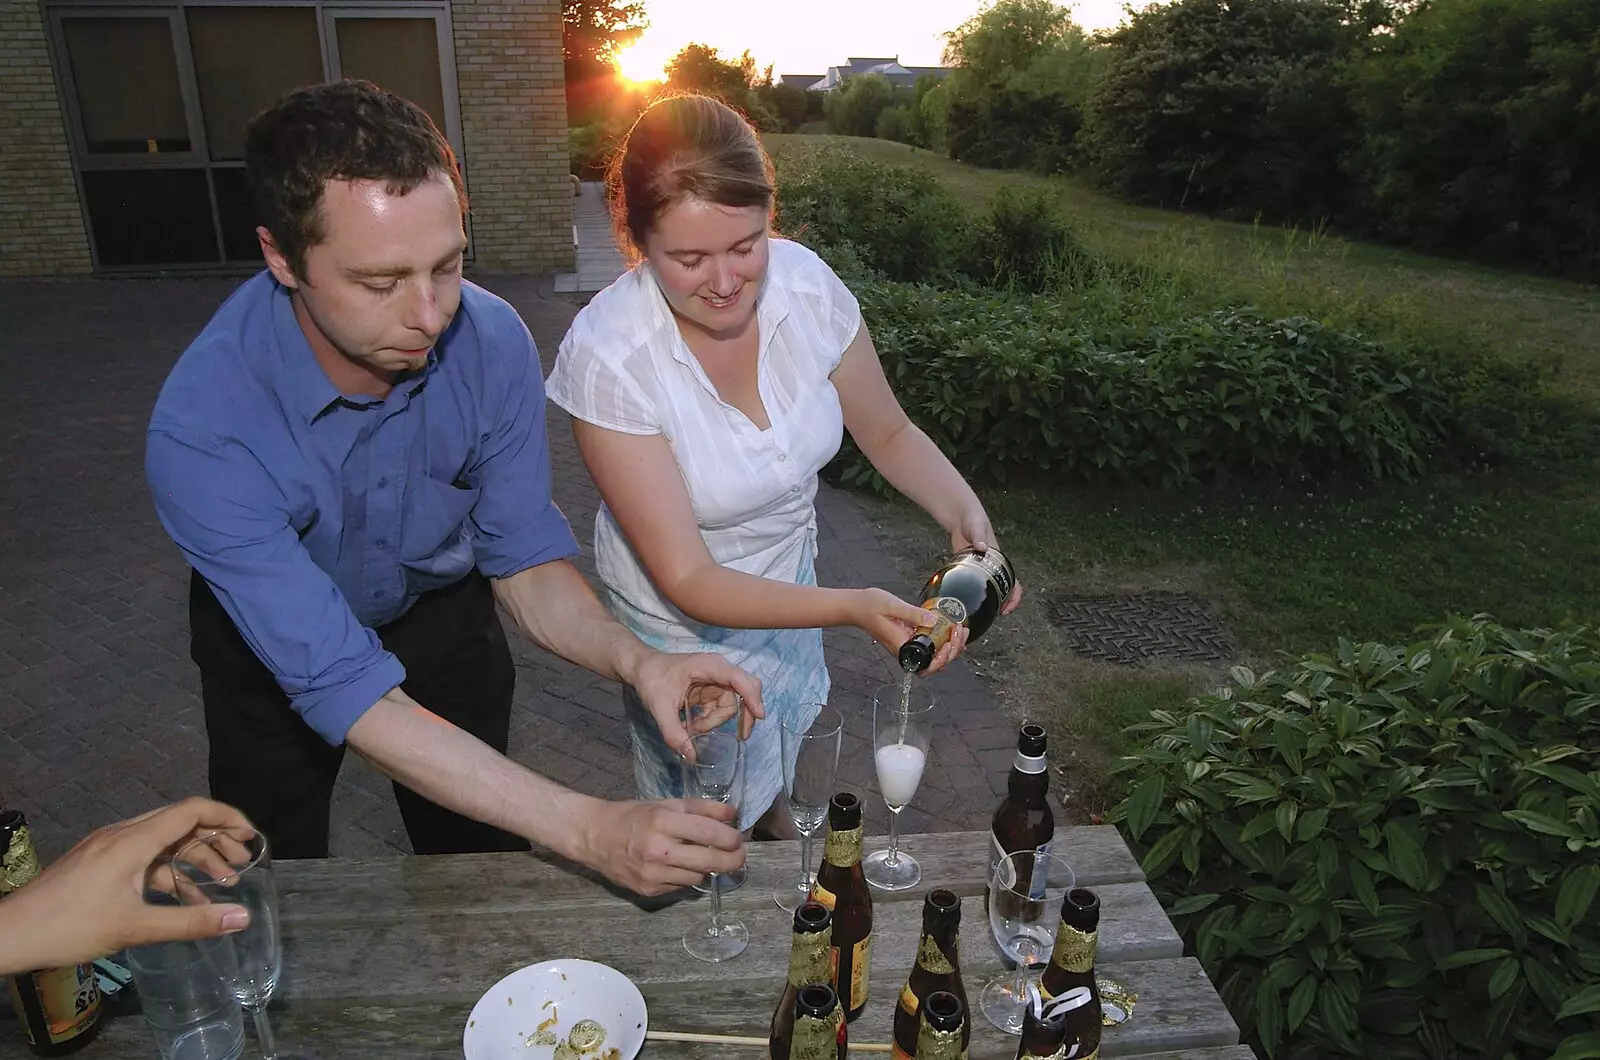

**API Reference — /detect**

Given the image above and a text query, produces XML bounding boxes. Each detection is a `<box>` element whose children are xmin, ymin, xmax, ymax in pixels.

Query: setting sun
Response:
<box><xmin>614</xmin><ymin>41</ymin><xmax>668</xmax><ymax>85</ymax></box>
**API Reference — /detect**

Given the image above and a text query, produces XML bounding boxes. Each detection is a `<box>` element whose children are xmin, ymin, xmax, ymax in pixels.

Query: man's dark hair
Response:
<box><xmin>245</xmin><ymin>79</ymin><xmax>468</xmax><ymax>281</ymax></box>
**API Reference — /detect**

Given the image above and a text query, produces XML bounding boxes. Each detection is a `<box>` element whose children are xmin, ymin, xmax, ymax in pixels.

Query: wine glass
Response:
<box><xmin>169</xmin><ymin>831</ymin><xmax>312</xmax><ymax>1059</ymax></box>
<box><xmin>681</xmin><ymin>728</ymin><xmax>748</xmax><ymax>962</ymax></box>
<box><xmin>863</xmin><ymin>680</ymin><xmax>934</xmax><ymax>891</ymax></box>
<box><xmin>775</xmin><ymin>705</ymin><xmax>843</xmax><ymax>911</ymax></box>
<box><xmin>981</xmin><ymin>850</ymin><xmax>1077</xmax><ymax>1033</ymax></box>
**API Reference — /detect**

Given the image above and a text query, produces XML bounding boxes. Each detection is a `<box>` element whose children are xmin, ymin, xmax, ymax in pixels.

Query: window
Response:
<box><xmin>46</xmin><ymin>1</ymin><xmax>463</xmax><ymax>272</ymax></box>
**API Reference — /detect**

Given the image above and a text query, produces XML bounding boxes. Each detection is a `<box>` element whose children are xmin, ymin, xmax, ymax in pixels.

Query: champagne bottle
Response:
<box><xmin>1</xmin><ymin>808</ymin><xmax>105</xmax><ymax>1056</ymax></box>
<box><xmin>1039</xmin><ymin>889</ymin><xmax>1102</xmax><ymax>1059</ymax></box>
<box><xmin>810</xmin><ymin>792</ymin><xmax>873</xmax><ymax>1022</ymax></box>
<box><xmin>771</xmin><ymin>901</ymin><xmax>842</xmax><ymax>1060</ymax></box>
<box><xmin>786</xmin><ymin>984</ymin><xmax>845</xmax><ymax>1060</ymax></box>
<box><xmin>914</xmin><ymin>991</ymin><xmax>968</xmax><ymax>1060</ymax></box>
<box><xmin>898</xmin><ymin>547</ymin><xmax>1017</xmax><ymax>674</ymax></box>
<box><xmin>1014</xmin><ymin>982</ymin><xmax>1072</xmax><ymax>1060</ymax></box>
<box><xmin>892</xmin><ymin>889</ymin><xmax>968</xmax><ymax>1060</ymax></box>
<box><xmin>986</xmin><ymin>724</ymin><xmax>1055</xmax><ymax>909</ymax></box>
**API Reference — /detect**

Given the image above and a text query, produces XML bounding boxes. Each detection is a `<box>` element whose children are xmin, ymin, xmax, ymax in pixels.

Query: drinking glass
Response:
<box><xmin>169</xmin><ymin>832</ymin><xmax>311</xmax><ymax>1059</ymax></box>
<box><xmin>981</xmin><ymin>850</ymin><xmax>1077</xmax><ymax>1033</ymax></box>
<box><xmin>681</xmin><ymin>728</ymin><xmax>748</xmax><ymax>962</ymax></box>
<box><xmin>863</xmin><ymin>680</ymin><xmax>934</xmax><ymax>891</ymax></box>
<box><xmin>774</xmin><ymin>706</ymin><xmax>844</xmax><ymax>911</ymax></box>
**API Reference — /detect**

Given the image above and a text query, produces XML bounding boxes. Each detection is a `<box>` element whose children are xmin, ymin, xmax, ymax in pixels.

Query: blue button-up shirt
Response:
<box><xmin>146</xmin><ymin>272</ymin><xmax>579</xmax><ymax>745</ymax></box>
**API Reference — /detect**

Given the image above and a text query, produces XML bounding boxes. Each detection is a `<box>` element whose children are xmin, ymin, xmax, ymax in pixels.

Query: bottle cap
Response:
<box><xmin>1018</xmin><ymin>724</ymin><xmax>1047</xmax><ymax>758</ymax></box>
<box><xmin>828</xmin><ymin>792</ymin><xmax>862</xmax><ymax>828</ymax></box>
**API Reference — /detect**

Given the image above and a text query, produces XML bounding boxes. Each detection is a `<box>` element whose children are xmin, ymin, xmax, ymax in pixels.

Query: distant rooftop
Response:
<box><xmin>788</xmin><ymin>56</ymin><xmax>952</xmax><ymax>92</ymax></box>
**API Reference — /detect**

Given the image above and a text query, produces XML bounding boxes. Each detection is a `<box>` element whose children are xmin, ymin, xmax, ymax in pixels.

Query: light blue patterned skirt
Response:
<box><xmin>608</xmin><ymin>552</ymin><xmax>830</xmax><ymax>831</ymax></box>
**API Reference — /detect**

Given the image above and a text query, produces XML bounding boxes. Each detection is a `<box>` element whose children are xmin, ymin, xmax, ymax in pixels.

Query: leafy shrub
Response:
<box><xmin>874</xmin><ymin>105</ymin><xmax>919</xmax><ymax>146</ymax></box>
<box><xmin>569</xmin><ymin>122</ymin><xmax>616</xmax><ymax>180</ymax></box>
<box><xmin>774</xmin><ymin>150</ymin><xmax>978</xmax><ymax>285</ymax></box>
<box><xmin>830</xmin><ymin>278</ymin><xmax>1454</xmax><ymax>490</ymax></box>
<box><xmin>971</xmin><ymin>185</ymin><xmax>1095</xmax><ymax>292</ymax></box>
<box><xmin>1110</xmin><ymin>616</ymin><xmax>1600</xmax><ymax>1060</ymax></box>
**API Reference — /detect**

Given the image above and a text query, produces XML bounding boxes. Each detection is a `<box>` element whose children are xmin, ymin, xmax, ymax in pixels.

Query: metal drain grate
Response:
<box><xmin>1049</xmin><ymin>592</ymin><xmax>1235</xmax><ymax>665</ymax></box>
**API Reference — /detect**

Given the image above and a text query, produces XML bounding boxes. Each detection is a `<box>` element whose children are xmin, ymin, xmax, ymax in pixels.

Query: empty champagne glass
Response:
<box><xmin>982</xmin><ymin>850</ymin><xmax>1076</xmax><ymax>1033</ymax></box>
<box><xmin>681</xmin><ymin>728</ymin><xmax>748</xmax><ymax>962</ymax></box>
<box><xmin>169</xmin><ymin>831</ymin><xmax>312</xmax><ymax>1059</ymax></box>
<box><xmin>863</xmin><ymin>679</ymin><xmax>934</xmax><ymax>891</ymax></box>
<box><xmin>774</xmin><ymin>705</ymin><xmax>843</xmax><ymax>911</ymax></box>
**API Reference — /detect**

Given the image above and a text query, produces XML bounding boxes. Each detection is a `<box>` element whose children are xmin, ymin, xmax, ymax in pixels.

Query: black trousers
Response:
<box><xmin>189</xmin><ymin>569</ymin><xmax>530</xmax><ymax>859</ymax></box>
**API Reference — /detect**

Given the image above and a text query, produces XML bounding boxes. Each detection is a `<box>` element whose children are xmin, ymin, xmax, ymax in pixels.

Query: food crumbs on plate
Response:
<box><xmin>554</xmin><ymin>1041</ymin><xmax>581</xmax><ymax>1060</ymax></box>
<box><xmin>542</xmin><ymin>999</ymin><xmax>555</xmax><ymax>1011</ymax></box>
<box><xmin>602</xmin><ymin>1048</ymin><xmax>621</xmax><ymax>1060</ymax></box>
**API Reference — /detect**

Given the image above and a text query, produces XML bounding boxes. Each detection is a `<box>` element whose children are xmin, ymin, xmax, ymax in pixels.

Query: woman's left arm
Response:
<box><xmin>832</xmin><ymin>323</ymin><xmax>1023</xmax><ymax>613</ymax></box>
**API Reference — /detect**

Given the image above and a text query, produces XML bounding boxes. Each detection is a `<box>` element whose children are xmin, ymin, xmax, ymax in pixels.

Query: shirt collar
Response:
<box><xmin>269</xmin><ymin>275</ymin><xmax>439</xmax><ymax>422</ymax></box>
<box><xmin>638</xmin><ymin>256</ymin><xmax>793</xmax><ymax>370</ymax></box>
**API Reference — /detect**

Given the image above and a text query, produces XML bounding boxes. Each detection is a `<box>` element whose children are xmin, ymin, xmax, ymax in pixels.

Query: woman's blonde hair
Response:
<box><xmin>606</xmin><ymin>95</ymin><xmax>775</xmax><ymax>264</ymax></box>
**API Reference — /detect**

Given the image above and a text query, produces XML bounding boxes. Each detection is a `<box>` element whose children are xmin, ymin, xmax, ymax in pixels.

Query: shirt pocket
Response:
<box><xmin>401</xmin><ymin>474</ymin><xmax>481</xmax><ymax>566</ymax></box>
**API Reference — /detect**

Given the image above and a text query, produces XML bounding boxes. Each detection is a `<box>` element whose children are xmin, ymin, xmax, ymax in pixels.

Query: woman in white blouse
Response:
<box><xmin>546</xmin><ymin>96</ymin><xmax>1022</xmax><ymax>839</ymax></box>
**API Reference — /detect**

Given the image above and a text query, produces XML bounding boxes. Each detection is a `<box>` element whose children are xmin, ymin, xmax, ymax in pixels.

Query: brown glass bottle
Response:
<box><xmin>1015</xmin><ymin>991</ymin><xmax>1072</xmax><ymax>1060</ymax></box>
<box><xmin>1039</xmin><ymin>889</ymin><xmax>1102</xmax><ymax>1059</ymax></box>
<box><xmin>783</xmin><ymin>984</ymin><xmax>845</xmax><ymax>1060</ymax></box>
<box><xmin>809</xmin><ymin>793</ymin><xmax>873</xmax><ymax>1023</ymax></box>
<box><xmin>898</xmin><ymin>547</ymin><xmax>1017</xmax><ymax>673</ymax></box>
<box><xmin>914</xmin><ymin>991</ymin><xmax>968</xmax><ymax>1060</ymax></box>
<box><xmin>986</xmin><ymin>724</ymin><xmax>1055</xmax><ymax>909</ymax></box>
<box><xmin>892</xmin><ymin>889</ymin><xmax>968</xmax><ymax>1060</ymax></box>
<box><xmin>771</xmin><ymin>902</ymin><xmax>842</xmax><ymax>1060</ymax></box>
<box><xmin>1</xmin><ymin>809</ymin><xmax>105</xmax><ymax>1056</ymax></box>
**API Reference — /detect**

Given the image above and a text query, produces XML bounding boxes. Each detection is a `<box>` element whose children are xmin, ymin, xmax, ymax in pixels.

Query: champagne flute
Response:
<box><xmin>775</xmin><ymin>705</ymin><xmax>844</xmax><ymax>911</ymax></box>
<box><xmin>863</xmin><ymin>679</ymin><xmax>934</xmax><ymax>891</ymax></box>
<box><xmin>169</xmin><ymin>831</ymin><xmax>313</xmax><ymax>1059</ymax></box>
<box><xmin>681</xmin><ymin>728</ymin><xmax>749</xmax><ymax>962</ymax></box>
<box><xmin>981</xmin><ymin>850</ymin><xmax>1076</xmax><ymax>1033</ymax></box>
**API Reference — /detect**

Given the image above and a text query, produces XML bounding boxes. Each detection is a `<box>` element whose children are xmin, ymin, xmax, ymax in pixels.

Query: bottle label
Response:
<box><xmin>892</xmin><ymin>1042</ymin><xmax>913</xmax><ymax>1060</ymax></box>
<box><xmin>810</xmin><ymin>879</ymin><xmax>838</xmax><ymax>910</ymax></box>
<box><xmin>898</xmin><ymin>982</ymin><xmax>920</xmax><ymax>1017</ymax></box>
<box><xmin>989</xmin><ymin>834</ymin><xmax>1053</xmax><ymax>900</ymax></box>
<box><xmin>917</xmin><ymin>932</ymin><xmax>956</xmax><ymax>975</ymax></box>
<box><xmin>8</xmin><ymin>965</ymin><xmax>102</xmax><ymax>1045</ymax></box>
<box><xmin>850</xmin><ymin>937</ymin><xmax>871</xmax><ymax>1012</ymax></box>
<box><xmin>1047</xmin><ymin>924</ymin><xmax>1097</xmax><ymax>976</ymax></box>
<box><xmin>919</xmin><ymin>597</ymin><xmax>969</xmax><ymax>649</ymax></box>
<box><xmin>824</xmin><ymin>825</ymin><xmax>863</xmax><ymax>868</ymax></box>
<box><xmin>792</xmin><ymin>1012</ymin><xmax>839</xmax><ymax>1060</ymax></box>
<box><xmin>965</xmin><ymin>546</ymin><xmax>1015</xmax><ymax>599</ymax></box>
<box><xmin>790</xmin><ymin>933</ymin><xmax>833</xmax><ymax>987</ymax></box>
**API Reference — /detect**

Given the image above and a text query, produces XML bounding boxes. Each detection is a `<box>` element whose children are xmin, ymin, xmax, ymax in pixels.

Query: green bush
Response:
<box><xmin>1109</xmin><ymin>616</ymin><xmax>1600</xmax><ymax>1060</ymax></box>
<box><xmin>970</xmin><ymin>185</ymin><xmax>1096</xmax><ymax>292</ymax></box>
<box><xmin>833</xmin><ymin>278</ymin><xmax>1453</xmax><ymax>489</ymax></box>
<box><xmin>774</xmin><ymin>150</ymin><xmax>977</xmax><ymax>285</ymax></box>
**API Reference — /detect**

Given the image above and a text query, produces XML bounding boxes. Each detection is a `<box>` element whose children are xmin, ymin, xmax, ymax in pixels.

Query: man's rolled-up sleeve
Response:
<box><xmin>468</xmin><ymin>317</ymin><xmax>581</xmax><ymax>579</ymax></box>
<box><xmin>146</xmin><ymin>427</ymin><xmax>404</xmax><ymax>745</ymax></box>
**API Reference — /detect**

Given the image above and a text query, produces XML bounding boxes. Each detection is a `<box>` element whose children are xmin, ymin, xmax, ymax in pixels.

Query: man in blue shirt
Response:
<box><xmin>145</xmin><ymin>80</ymin><xmax>761</xmax><ymax>897</ymax></box>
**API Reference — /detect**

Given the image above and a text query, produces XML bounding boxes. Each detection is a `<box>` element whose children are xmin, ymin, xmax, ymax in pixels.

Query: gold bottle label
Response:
<box><xmin>850</xmin><ymin>937</ymin><xmax>871</xmax><ymax>1011</ymax></box>
<box><xmin>915</xmin><ymin>1024</ymin><xmax>965</xmax><ymax>1060</ymax></box>
<box><xmin>917</xmin><ymin>932</ymin><xmax>956</xmax><ymax>975</ymax></box>
<box><xmin>8</xmin><ymin>965</ymin><xmax>102</xmax><ymax>1045</ymax></box>
<box><xmin>824</xmin><ymin>825</ymin><xmax>863</xmax><ymax>868</ymax></box>
<box><xmin>810</xmin><ymin>879</ymin><xmax>837</xmax><ymax>910</ymax></box>
<box><xmin>790</xmin><ymin>932</ymin><xmax>833</xmax><ymax>987</ymax></box>
<box><xmin>2</xmin><ymin>823</ymin><xmax>42</xmax><ymax>894</ymax></box>
<box><xmin>791</xmin><ymin>1012</ymin><xmax>839</xmax><ymax>1060</ymax></box>
<box><xmin>898</xmin><ymin>982</ymin><xmax>920</xmax><ymax>1017</ymax></box>
<box><xmin>1047</xmin><ymin>925</ymin><xmax>1098</xmax><ymax>975</ymax></box>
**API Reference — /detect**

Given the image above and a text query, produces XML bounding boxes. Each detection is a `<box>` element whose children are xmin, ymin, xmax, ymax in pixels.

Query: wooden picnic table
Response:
<box><xmin>80</xmin><ymin>828</ymin><xmax>1246</xmax><ymax>1059</ymax></box>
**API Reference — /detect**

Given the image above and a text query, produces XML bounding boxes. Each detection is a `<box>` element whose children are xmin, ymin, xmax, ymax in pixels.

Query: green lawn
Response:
<box><xmin>770</xmin><ymin>135</ymin><xmax>1600</xmax><ymax>817</ymax></box>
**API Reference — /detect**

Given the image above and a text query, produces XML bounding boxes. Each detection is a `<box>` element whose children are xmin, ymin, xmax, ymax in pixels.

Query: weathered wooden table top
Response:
<box><xmin>76</xmin><ymin>828</ymin><xmax>1246</xmax><ymax>1059</ymax></box>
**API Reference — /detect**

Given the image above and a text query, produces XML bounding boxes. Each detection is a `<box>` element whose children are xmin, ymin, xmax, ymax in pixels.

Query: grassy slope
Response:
<box><xmin>765</xmin><ymin>134</ymin><xmax>1600</xmax><ymax>817</ymax></box>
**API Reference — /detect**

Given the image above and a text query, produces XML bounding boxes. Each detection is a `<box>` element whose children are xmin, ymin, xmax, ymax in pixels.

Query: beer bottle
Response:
<box><xmin>986</xmin><ymin>724</ymin><xmax>1054</xmax><ymax>909</ymax></box>
<box><xmin>785</xmin><ymin>984</ymin><xmax>845</xmax><ymax>1060</ymax></box>
<box><xmin>898</xmin><ymin>547</ymin><xmax>1016</xmax><ymax>674</ymax></box>
<box><xmin>771</xmin><ymin>902</ymin><xmax>842</xmax><ymax>1060</ymax></box>
<box><xmin>914</xmin><ymin>991</ymin><xmax>968</xmax><ymax>1060</ymax></box>
<box><xmin>1015</xmin><ymin>983</ymin><xmax>1071</xmax><ymax>1060</ymax></box>
<box><xmin>810</xmin><ymin>793</ymin><xmax>873</xmax><ymax>1023</ymax></box>
<box><xmin>1</xmin><ymin>808</ymin><xmax>105</xmax><ymax>1056</ymax></box>
<box><xmin>892</xmin><ymin>889</ymin><xmax>968</xmax><ymax>1060</ymax></box>
<box><xmin>1039</xmin><ymin>889</ymin><xmax>1102</xmax><ymax>1059</ymax></box>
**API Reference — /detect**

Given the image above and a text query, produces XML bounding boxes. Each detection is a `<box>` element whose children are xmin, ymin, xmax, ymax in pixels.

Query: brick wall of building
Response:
<box><xmin>451</xmin><ymin>0</ymin><xmax>574</xmax><ymax>274</ymax></box>
<box><xmin>0</xmin><ymin>0</ymin><xmax>92</xmax><ymax>278</ymax></box>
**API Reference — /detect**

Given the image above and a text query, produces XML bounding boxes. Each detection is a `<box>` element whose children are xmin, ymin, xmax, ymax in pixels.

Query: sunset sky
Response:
<box><xmin>613</xmin><ymin>0</ymin><xmax>1149</xmax><ymax>83</ymax></box>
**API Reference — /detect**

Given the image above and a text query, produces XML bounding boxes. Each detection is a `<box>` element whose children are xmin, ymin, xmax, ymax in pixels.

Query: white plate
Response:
<box><xmin>463</xmin><ymin>959</ymin><xmax>648</xmax><ymax>1060</ymax></box>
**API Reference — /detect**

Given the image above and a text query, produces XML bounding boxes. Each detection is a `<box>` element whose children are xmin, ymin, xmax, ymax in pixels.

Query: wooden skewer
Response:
<box><xmin>646</xmin><ymin>1030</ymin><xmax>893</xmax><ymax>1052</ymax></box>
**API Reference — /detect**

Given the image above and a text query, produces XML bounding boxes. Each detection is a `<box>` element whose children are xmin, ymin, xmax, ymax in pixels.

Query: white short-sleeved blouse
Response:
<box><xmin>546</xmin><ymin>238</ymin><xmax>862</xmax><ymax>648</ymax></box>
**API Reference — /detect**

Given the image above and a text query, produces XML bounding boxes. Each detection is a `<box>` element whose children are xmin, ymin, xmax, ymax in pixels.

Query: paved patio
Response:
<box><xmin>0</xmin><ymin>272</ymin><xmax>1024</xmax><ymax>864</ymax></box>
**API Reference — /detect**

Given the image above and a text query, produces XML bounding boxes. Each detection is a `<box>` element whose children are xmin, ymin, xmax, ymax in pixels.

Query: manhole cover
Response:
<box><xmin>1049</xmin><ymin>592</ymin><xmax>1234</xmax><ymax>665</ymax></box>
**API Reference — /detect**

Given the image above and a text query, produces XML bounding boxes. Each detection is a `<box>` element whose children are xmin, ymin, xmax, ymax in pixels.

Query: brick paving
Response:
<box><xmin>0</xmin><ymin>272</ymin><xmax>1020</xmax><ymax>864</ymax></box>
